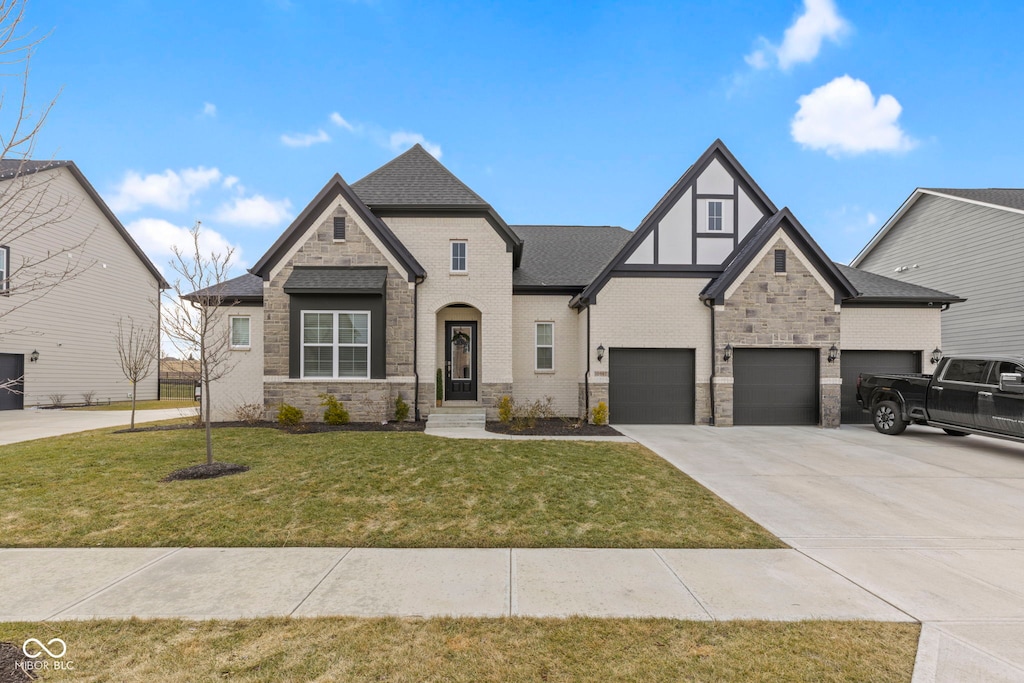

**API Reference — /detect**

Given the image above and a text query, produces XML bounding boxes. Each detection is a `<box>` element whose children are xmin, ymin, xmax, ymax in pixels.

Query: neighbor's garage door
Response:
<box><xmin>608</xmin><ymin>348</ymin><xmax>695</xmax><ymax>424</ymax></box>
<box><xmin>0</xmin><ymin>353</ymin><xmax>24</xmax><ymax>411</ymax></box>
<box><xmin>840</xmin><ymin>350</ymin><xmax>920</xmax><ymax>424</ymax></box>
<box><xmin>734</xmin><ymin>349</ymin><xmax>818</xmax><ymax>425</ymax></box>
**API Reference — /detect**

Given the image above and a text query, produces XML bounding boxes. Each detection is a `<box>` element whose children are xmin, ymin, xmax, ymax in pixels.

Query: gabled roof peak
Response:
<box><xmin>351</xmin><ymin>144</ymin><xmax>489</xmax><ymax>207</ymax></box>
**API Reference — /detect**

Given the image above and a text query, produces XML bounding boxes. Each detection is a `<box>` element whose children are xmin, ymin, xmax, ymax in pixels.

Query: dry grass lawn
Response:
<box><xmin>0</xmin><ymin>617</ymin><xmax>919</xmax><ymax>682</ymax></box>
<box><xmin>71</xmin><ymin>399</ymin><xmax>199</xmax><ymax>412</ymax></box>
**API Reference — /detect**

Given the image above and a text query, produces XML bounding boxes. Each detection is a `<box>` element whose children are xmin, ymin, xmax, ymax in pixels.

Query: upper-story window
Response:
<box><xmin>230</xmin><ymin>316</ymin><xmax>251</xmax><ymax>349</ymax></box>
<box><xmin>0</xmin><ymin>245</ymin><xmax>8</xmax><ymax>293</ymax></box>
<box><xmin>451</xmin><ymin>241</ymin><xmax>467</xmax><ymax>272</ymax></box>
<box><xmin>707</xmin><ymin>201</ymin><xmax>723</xmax><ymax>231</ymax></box>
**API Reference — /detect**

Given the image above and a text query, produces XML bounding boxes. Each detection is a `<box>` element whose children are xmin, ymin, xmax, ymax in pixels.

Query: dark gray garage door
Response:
<box><xmin>609</xmin><ymin>348</ymin><xmax>695</xmax><ymax>424</ymax></box>
<box><xmin>734</xmin><ymin>349</ymin><xmax>818</xmax><ymax>425</ymax></box>
<box><xmin>0</xmin><ymin>353</ymin><xmax>24</xmax><ymax>411</ymax></box>
<box><xmin>840</xmin><ymin>350</ymin><xmax>920</xmax><ymax>424</ymax></box>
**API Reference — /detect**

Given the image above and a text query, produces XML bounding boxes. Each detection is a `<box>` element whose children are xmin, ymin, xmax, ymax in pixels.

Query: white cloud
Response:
<box><xmin>214</xmin><ymin>194</ymin><xmax>293</xmax><ymax>227</ymax></box>
<box><xmin>329</xmin><ymin>112</ymin><xmax>355</xmax><ymax>131</ymax></box>
<box><xmin>126</xmin><ymin>218</ymin><xmax>241</xmax><ymax>264</ymax></box>
<box><xmin>202</xmin><ymin>102</ymin><xmax>217</xmax><ymax>118</ymax></box>
<box><xmin>222</xmin><ymin>175</ymin><xmax>241</xmax><ymax>191</ymax></box>
<box><xmin>866</xmin><ymin>212</ymin><xmax>877</xmax><ymax>226</ymax></box>
<box><xmin>280</xmin><ymin>129</ymin><xmax>331</xmax><ymax>148</ymax></box>
<box><xmin>746</xmin><ymin>0</ymin><xmax>849</xmax><ymax>71</ymax></box>
<box><xmin>109</xmin><ymin>167</ymin><xmax>222</xmax><ymax>212</ymax></box>
<box><xmin>389</xmin><ymin>131</ymin><xmax>442</xmax><ymax>159</ymax></box>
<box><xmin>791</xmin><ymin>75</ymin><xmax>916</xmax><ymax>156</ymax></box>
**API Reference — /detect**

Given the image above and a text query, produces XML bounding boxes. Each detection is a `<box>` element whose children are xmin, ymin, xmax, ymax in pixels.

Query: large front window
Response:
<box><xmin>302</xmin><ymin>311</ymin><xmax>369</xmax><ymax>378</ymax></box>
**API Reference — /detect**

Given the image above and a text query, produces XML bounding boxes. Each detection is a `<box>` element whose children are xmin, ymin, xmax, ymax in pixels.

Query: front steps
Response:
<box><xmin>425</xmin><ymin>406</ymin><xmax>486</xmax><ymax>430</ymax></box>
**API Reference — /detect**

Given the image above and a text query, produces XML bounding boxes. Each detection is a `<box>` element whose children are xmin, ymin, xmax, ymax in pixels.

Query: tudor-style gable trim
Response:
<box><xmin>250</xmin><ymin>173</ymin><xmax>425</xmax><ymax>282</ymax></box>
<box><xmin>571</xmin><ymin>139</ymin><xmax>778</xmax><ymax>308</ymax></box>
<box><xmin>851</xmin><ymin>187</ymin><xmax>1024</xmax><ymax>267</ymax></box>
<box><xmin>700</xmin><ymin>207</ymin><xmax>857</xmax><ymax>306</ymax></box>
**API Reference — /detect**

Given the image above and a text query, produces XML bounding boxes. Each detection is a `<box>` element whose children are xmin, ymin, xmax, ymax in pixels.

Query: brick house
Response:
<box><xmin>201</xmin><ymin>140</ymin><xmax>959</xmax><ymax>426</ymax></box>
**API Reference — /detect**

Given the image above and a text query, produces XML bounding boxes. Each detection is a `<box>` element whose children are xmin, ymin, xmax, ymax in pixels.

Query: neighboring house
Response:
<box><xmin>0</xmin><ymin>160</ymin><xmax>168</xmax><ymax>409</ymax></box>
<box><xmin>203</xmin><ymin>140</ymin><xmax>959</xmax><ymax>426</ymax></box>
<box><xmin>160</xmin><ymin>357</ymin><xmax>200</xmax><ymax>381</ymax></box>
<box><xmin>852</xmin><ymin>188</ymin><xmax>1024</xmax><ymax>357</ymax></box>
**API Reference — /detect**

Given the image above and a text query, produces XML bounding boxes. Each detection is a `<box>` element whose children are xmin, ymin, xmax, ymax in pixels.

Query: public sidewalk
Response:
<box><xmin>0</xmin><ymin>546</ymin><xmax>912</xmax><ymax>622</ymax></box>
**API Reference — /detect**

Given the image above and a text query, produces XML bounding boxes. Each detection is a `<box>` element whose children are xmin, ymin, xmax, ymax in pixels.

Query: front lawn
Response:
<box><xmin>72</xmin><ymin>399</ymin><xmax>199</xmax><ymax>411</ymax></box>
<box><xmin>0</xmin><ymin>617</ymin><xmax>919</xmax><ymax>682</ymax></box>
<box><xmin>0</xmin><ymin>428</ymin><xmax>780</xmax><ymax>548</ymax></box>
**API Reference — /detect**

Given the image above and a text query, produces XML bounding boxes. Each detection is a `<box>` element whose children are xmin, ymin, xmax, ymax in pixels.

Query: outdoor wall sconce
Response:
<box><xmin>29</xmin><ymin>349</ymin><xmax>39</xmax><ymax>363</ymax></box>
<box><xmin>827</xmin><ymin>344</ymin><xmax>839</xmax><ymax>363</ymax></box>
<box><xmin>596</xmin><ymin>344</ymin><xmax>605</xmax><ymax>363</ymax></box>
<box><xmin>930</xmin><ymin>348</ymin><xmax>943</xmax><ymax>365</ymax></box>
<box><xmin>723</xmin><ymin>343</ymin><xmax>732</xmax><ymax>362</ymax></box>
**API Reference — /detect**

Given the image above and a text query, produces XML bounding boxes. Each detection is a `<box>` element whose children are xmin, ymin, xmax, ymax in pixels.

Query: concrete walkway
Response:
<box><xmin>0</xmin><ymin>407</ymin><xmax>194</xmax><ymax>445</ymax></box>
<box><xmin>0</xmin><ymin>547</ymin><xmax>911</xmax><ymax>622</ymax></box>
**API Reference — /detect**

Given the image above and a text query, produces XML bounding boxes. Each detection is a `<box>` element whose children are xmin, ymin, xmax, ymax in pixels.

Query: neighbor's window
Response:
<box><xmin>0</xmin><ymin>245</ymin><xmax>8</xmax><ymax>293</ymax></box>
<box><xmin>230</xmin><ymin>316</ymin><xmax>251</xmax><ymax>349</ymax></box>
<box><xmin>302</xmin><ymin>311</ymin><xmax>369</xmax><ymax>379</ymax></box>
<box><xmin>535</xmin><ymin>322</ymin><xmax>554</xmax><ymax>371</ymax></box>
<box><xmin>707</xmin><ymin>201</ymin><xmax>723</xmax><ymax>231</ymax></box>
<box><xmin>451</xmin><ymin>241</ymin><xmax>467</xmax><ymax>272</ymax></box>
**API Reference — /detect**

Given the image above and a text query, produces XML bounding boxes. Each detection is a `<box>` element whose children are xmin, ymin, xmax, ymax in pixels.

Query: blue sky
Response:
<box><xmin>21</xmin><ymin>0</ymin><xmax>1024</xmax><ymax>275</ymax></box>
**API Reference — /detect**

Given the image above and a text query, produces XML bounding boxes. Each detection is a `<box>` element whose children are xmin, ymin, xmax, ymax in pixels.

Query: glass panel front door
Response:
<box><xmin>445</xmin><ymin>321</ymin><xmax>477</xmax><ymax>400</ymax></box>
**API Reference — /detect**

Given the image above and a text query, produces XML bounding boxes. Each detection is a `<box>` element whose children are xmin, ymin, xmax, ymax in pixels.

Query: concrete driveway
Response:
<box><xmin>617</xmin><ymin>423</ymin><xmax>1024</xmax><ymax>683</ymax></box>
<box><xmin>0</xmin><ymin>407</ymin><xmax>196</xmax><ymax>445</ymax></box>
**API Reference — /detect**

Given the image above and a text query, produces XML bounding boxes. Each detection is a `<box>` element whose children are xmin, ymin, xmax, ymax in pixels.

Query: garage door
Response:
<box><xmin>734</xmin><ymin>349</ymin><xmax>818</xmax><ymax>425</ymax></box>
<box><xmin>608</xmin><ymin>348</ymin><xmax>695</xmax><ymax>424</ymax></box>
<box><xmin>840</xmin><ymin>351</ymin><xmax>920</xmax><ymax>424</ymax></box>
<box><xmin>0</xmin><ymin>353</ymin><xmax>24</xmax><ymax>411</ymax></box>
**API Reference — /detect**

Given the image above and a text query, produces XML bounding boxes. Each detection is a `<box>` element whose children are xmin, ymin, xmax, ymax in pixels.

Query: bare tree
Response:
<box><xmin>114</xmin><ymin>315</ymin><xmax>157</xmax><ymax>429</ymax></box>
<box><xmin>162</xmin><ymin>221</ymin><xmax>236</xmax><ymax>466</ymax></box>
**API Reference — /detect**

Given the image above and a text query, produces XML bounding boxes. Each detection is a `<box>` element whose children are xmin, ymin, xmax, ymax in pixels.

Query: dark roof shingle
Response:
<box><xmin>0</xmin><ymin>159</ymin><xmax>71</xmax><ymax>179</ymax></box>
<box><xmin>835</xmin><ymin>263</ymin><xmax>962</xmax><ymax>303</ymax></box>
<box><xmin>923</xmin><ymin>188</ymin><xmax>1024</xmax><ymax>212</ymax></box>
<box><xmin>351</xmin><ymin>144</ymin><xmax>489</xmax><ymax>207</ymax></box>
<box><xmin>511</xmin><ymin>225</ymin><xmax>632</xmax><ymax>290</ymax></box>
<box><xmin>283</xmin><ymin>267</ymin><xmax>387</xmax><ymax>293</ymax></box>
<box><xmin>185</xmin><ymin>273</ymin><xmax>264</xmax><ymax>301</ymax></box>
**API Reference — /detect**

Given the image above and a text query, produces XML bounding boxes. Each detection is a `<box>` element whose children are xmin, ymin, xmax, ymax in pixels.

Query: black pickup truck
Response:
<box><xmin>856</xmin><ymin>356</ymin><xmax>1024</xmax><ymax>442</ymax></box>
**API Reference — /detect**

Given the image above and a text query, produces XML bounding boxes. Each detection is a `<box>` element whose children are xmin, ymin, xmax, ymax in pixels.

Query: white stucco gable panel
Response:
<box><xmin>624</xmin><ymin>230</ymin><xmax>655</xmax><ymax>265</ymax></box>
<box><xmin>696</xmin><ymin>237</ymin><xmax>734</xmax><ymax>264</ymax></box>
<box><xmin>738</xmin><ymin>187</ymin><xmax>764</xmax><ymax>240</ymax></box>
<box><xmin>723</xmin><ymin>232</ymin><xmax>835</xmax><ymax>302</ymax></box>
<box><xmin>696</xmin><ymin>157</ymin><xmax>734</xmax><ymax>195</ymax></box>
<box><xmin>657</xmin><ymin>187</ymin><xmax>692</xmax><ymax>264</ymax></box>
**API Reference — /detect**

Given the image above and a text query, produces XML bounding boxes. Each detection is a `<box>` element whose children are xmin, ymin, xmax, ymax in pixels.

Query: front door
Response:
<box><xmin>445</xmin><ymin>321</ymin><xmax>477</xmax><ymax>401</ymax></box>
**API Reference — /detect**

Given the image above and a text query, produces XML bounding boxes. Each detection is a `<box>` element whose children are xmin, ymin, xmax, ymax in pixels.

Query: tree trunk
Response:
<box><xmin>130</xmin><ymin>381</ymin><xmax>137</xmax><ymax>430</ymax></box>
<box><xmin>205</xmin><ymin>378</ymin><xmax>213</xmax><ymax>465</ymax></box>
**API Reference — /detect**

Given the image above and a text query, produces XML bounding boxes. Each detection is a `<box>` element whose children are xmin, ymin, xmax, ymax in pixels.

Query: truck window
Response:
<box><xmin>941</xmin><ymin>358</ymin><xmax>989</xmax><ymax>383</ymax></box>
<box><xmin>987</xmin><ymin>361</ymin><xmax>1024</xmax><ymax>384</ymax></box>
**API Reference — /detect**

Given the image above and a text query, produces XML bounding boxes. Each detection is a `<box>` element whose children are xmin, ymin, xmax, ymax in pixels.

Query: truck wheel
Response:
<box><xmin>873</xmin><ymin>401</ymin><xmax>907</xmax><ymax>435</ymax></box>
<box><xmin>942</xmin><ymin>429</ymin><xmax>969</xmax><ymax>437</ymax></box>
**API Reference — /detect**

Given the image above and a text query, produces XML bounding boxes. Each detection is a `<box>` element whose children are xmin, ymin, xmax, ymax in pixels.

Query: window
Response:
<box><xmin>302</xmin><ymin>311</ymin><xmax>369</xmax><ymax>378</ymax></box>
<box><xmin>451</xmin><ymin>241</ymin><xmax>467</xmax><ymax>272</ymax></box>
<box><xmin>333</xmin><ymin>217</ymin><xmax>346</xmax><ymax>241</ymax></box>
<box><xmin>707</xmin><ymin>201</ymin><xmax>723</xmax><ymax>231</ymax></box>
<box><xmin>230</xmin><ymin>316</ymin><xmax>251</xmax><ymax>349</ymax></box>
<box><xmin>535</xmin><ymin>322</ymin><xmax>553</xmax><ymax>371</ymax></box>
<box><xmin>942</xmin><ymin>358</ymin><xmax>988</xmax><ymax>384</ymax></box>
<box><xmin>774</xmin><ymin>249</ymin><xmax>786</xmax><ymax>273</ymax></box>
<box><xmin>0</xmin><ymin>245</ymin><xmax>8</xmax><ymax>293</ymax></box>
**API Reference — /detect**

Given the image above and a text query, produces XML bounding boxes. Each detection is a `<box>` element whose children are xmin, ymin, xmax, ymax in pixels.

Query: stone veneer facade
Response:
<box><xmin>712</xmin><ymin>236</ymin><xmax>841</xmax><ymax>427</ymax></box>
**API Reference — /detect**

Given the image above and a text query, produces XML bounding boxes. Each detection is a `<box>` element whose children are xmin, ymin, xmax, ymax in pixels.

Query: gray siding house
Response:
<box><xmin>852</xmin><ymin>189</ymin><xmax>1024</xmax><ymax>356</ymax></box>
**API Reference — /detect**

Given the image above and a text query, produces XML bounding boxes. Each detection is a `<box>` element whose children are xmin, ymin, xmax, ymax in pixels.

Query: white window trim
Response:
<box><xmin>535</xmin><ymin>321</ymin><xmax>554</xmax><ymax>372</ymax></box>
<box><xmin>450</xmin><ymin>240</ymin><xmax>468</xmax><ymax>273</ymax></box>
<box><xmin>0</xmin><ymin>245</ymin><xmax>8</xmax><ymax>293</ymax></box>
<box><xmin>229</xmin><ymin>315</ymin><xmax>251</xmax><ymax>350</ymax></box>
<box><xmin>300</xmin><ymin>310</ymin><xmax>371</xmax><ymax>379</ymax></box>
<box><xmin>707</xmin><ymin>200</ymin><xmax>723</xmax><ymax>232</ymax></box>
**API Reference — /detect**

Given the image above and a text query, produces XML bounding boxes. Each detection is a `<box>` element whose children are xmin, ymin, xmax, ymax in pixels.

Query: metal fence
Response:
<box><xmin>160</xmin><ymin>379</ymin><xmax>199</xmax><ymax>401</ymax></box>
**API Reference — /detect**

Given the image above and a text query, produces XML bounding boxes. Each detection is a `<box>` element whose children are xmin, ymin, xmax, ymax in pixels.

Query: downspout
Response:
<box><xmin>703</xmin><ymin>298</ymin><xmax>716</xmax><ymax>426</ymax></box>
<box><xmin>584</xmin><ymin>302</ymin><xmax>591</xmax><ymax>421</ymax></box>
<box><xmin>413</xmin><ymin>277</ymin><xmax>422</xmax><ymax>421</ymax></box>
<box><xmin>156</xmin><ymin>282</ymin><xmax>162</xmax><ymax>402</ymax></box>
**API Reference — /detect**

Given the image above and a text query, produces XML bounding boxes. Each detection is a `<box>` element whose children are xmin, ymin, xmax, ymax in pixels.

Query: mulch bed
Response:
<box><xmin>117</xmin><ymin>421</ymin><xmax>426</xmax><ymax>434</ymax></box>
<box><xmin>0</xmin><ymin>642</ymin><xmax>36</xmax><ymax>682</ymax></box>
<box><xmin>486</xmin><ymin>419</ymin><xmax>621</xmax><ymax>437</ymax></box>
<box><xmin>161</xmin><ymin>462</ymin><xmax>250</xmax><ymax>482</ymax></box>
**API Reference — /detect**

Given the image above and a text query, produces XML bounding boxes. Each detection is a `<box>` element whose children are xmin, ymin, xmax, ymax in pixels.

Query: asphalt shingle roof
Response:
<box><xmin>511</xmin><ymin>225</ymin><xmax>632</xmax><ymax>289</ymax></box>
<box><xmin>924</xmin><ymin>188</ymin><xmax>1024</xmax><ymax>212</ymax></box>
<box><xmin>0</xmin><ymin>159</ymin><xmax>70</xmax><ymax>179</ymax></box>
<box><xmin>835</xmin><ymin>263</ymin><xmax>962</xmax><ymax>302</ymax></box>
<box><xmin>283</xmin><ymin>267</ymin><xmax>388</xmax><ymax>293</ymax></box>
<box><xmin>186</xmin><ymin>273</ymin><xmax>264</xmax><ymax>301</ymax></box>
<box><xmin>351</xmin><ymin>144</ymin><xmax>489</xmax><ymax>207</ymax></box>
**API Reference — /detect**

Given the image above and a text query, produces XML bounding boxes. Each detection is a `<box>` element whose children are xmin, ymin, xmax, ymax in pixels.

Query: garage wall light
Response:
<box><xmin>930</xmin><ymin>348</ymin><xmax>942</xmax><ymax>365</ymax></box>
<box><xmin>723</xmin><ymin>343</ymin><xmax>732</xmax><ymax>362</ymax></box>
<box><xmin>827</xmin><ymin>344</ymin><xmax>839</xmax><ymax>363</ymax></box>
<box><xmin>596</xmin><ymin>344</ymin><xmax>605</xmax><ymax>363</ymax></box>
<box><xmin>29</xmin><ymin>349</ymin><xmax>39</xmax><ymax>363</ymax></box>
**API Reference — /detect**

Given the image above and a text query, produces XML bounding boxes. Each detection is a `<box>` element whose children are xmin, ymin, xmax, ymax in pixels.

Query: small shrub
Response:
<box><xmin>81</xmin><ymin>391</ymin><xmax>96</xmax><ymax>406</ymax></box>
<box><xmin>497</xmin><ymin>395</ymin><xmax>513</xmax><ymax>424</ymax></box>
<box><xmin>394</xmin><ymin>394</ymin><xmax>410</xmax><ymax>422</ymax></box>
<box><xmin>277</xmin><ymin>402</ymin><xmax>304</xmax><ymax>427</ymax></box>
<box><xmin>435</xmin><ymin>368</ymin><xmax>443</xmax><ymax>401</ymax></box>
<box><xmin>591</xmin><ymin>400</ymin><xmax>609</xmax><ymax>426</ymax></box>
<box><xmin>319</xmin><ymin>393</ymin><xmax>349</xmax><ymax>425</ymax></box>
<box><xmin>48</xmin><ymin>393</ymin><xmax>65</xmax><ymax>408</ymax></box>
<box><xmin>235</xmin><ymin>402</ymin><xmax>265</xmax><ymax>425</ymax></box>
